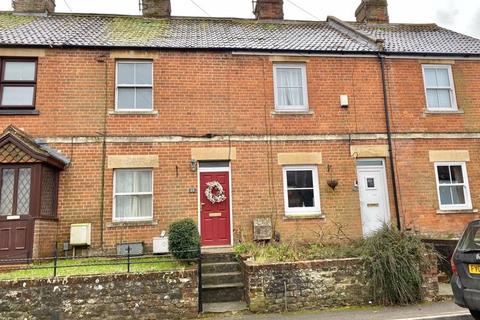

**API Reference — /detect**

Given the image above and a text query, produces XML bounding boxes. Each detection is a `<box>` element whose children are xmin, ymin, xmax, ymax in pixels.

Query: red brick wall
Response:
<box><xmin>32</xmin><ymin>219</ymin><xmax>58</xmax><ymax>258</ymax></box>
<box><xmin>0</xmin><ymin>50</ymin><xmax>386</xmax><ymax>137</ymax></box>
<box><xmin>2</xmin><ymin>48</ymin><xmax>480</xmax><ymax>254</ymax></box>
<box><xmin>393</xmin><ymin>138</ymin><xmax>480</xmax><ymax>235</ymax></box>
<box><xmin>385</xmin><ymin>59</ymin><xmax>480</xmax><ymax>133</ymax></box>
<box><xmin>385</xmin><ymin>58</ymin><xmax>480</xmax><ymax>235</ymax></box>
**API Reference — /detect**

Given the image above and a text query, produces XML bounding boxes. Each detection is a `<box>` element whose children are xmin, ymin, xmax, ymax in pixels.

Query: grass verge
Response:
<box><xmin>0</xmin><ymin>256</ymin><xmax>183</xmax><ymax>280</ymax></box>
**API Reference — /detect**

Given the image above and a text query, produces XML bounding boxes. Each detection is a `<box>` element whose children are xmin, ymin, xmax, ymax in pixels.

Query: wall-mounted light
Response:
<box><xmin>190</xmin><ymin>159</ymin><xmax>198</xmax><ymax>172</ymax></box>
<box><xmin>340</xmin><ymin>95</ymin><xmax>349</xmax><ymax>108</ymax></box>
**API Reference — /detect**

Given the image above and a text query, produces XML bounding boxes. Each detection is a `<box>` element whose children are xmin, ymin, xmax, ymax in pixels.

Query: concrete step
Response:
<box><xmin>202</xmin><ymin>301</ymin><xmax>248</xmax><ymax>314</ymax></box>
<box><xmin>202</xmin><ymin>272</ymin><xmax>243</xmax><ymax>286</ymax></box>
<box><xmin>201</xmin><ymin>253</ymin><xmax>237</xmax><ymax>264</ymax></box>
<box><xmin>202</xmin><ymin>282</ymin><xmax>245</xmax><ymax>303</ymax></box>
<box><xmin>202</xmin><ymin>261</ymin><xmax>240</xmax><ymax>274</ymax></box>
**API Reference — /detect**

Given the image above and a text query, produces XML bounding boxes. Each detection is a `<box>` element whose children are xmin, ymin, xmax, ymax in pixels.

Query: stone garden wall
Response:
<box><xmin>242</xmin><ymin>257</ymin><xmax>439</xmax><ymax>313</ymax></box>
<box><xmin>0</xmin><ymin>269</ymin><xmax>198</xmax><ymax>320</ymax></box>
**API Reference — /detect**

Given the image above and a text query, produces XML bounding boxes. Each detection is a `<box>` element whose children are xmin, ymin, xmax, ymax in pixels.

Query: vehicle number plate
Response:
<box><xmin>469</xmin><ymin>264</ymin><xmax>480</xmax><ymax>274</ymax></box>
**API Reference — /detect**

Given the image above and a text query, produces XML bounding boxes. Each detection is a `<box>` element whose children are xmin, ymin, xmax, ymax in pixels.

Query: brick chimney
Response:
<box><xmin>142</xmin><ymin>0</ymin><xmax>171</xmax><ymax>18</ymax></box>
<box><xmin>355</xmin><ymin>0</ymin><xmax>389</xmax><ymax>24</ymax></box>
<box><xmin>12</xmin><ymin>0</ymin><xmax>55</xmax><ymax>14</ymax></box>
<box><xmin>254</xmin><ymin>0</ymin><xmax>284</xmax><ymax>20</ymax></box>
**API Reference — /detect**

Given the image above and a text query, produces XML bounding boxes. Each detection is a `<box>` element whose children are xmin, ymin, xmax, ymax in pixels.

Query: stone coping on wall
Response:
<box><xmin>0</xmin><ymin>268</ymin><xmax>197</xmax><ymax>288</ymax></box>
<box><xmin>243</xmin><ymin>257</ymin><xmax>361</xmax><ymax>270</ymax></box>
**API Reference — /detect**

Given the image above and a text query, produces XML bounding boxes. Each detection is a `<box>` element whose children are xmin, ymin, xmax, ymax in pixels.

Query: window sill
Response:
<box><xmin>0</xmin><ymin>109</ymin><xmax>39</xmax><ymax>115</ymax></box>
<box><xmin>283</xmin><ymin>213</ymin><xmax>325</xmax><ymax>220</ymax></box>
<box><xmin>107</xmin><ymin>220</ymin><xmax>157</xmax><ymax>228</ymax></box>
<box><xmin>436</xmin><ymin>208</ymin><xmax>478</xmax><ymax>215</ymax></box>
<box><xmin>424</xmin><ymin>109</ymin><xmax>464</xmax><ymax>115</ymax></box>
<box><xmin>108</xmin><ymin>110</ymin><xmax>158</xmax><ymax>116</ymax></box>
<box><xmin>271</xmin><ymin>110</ymin><xmax>314</xmax><ymax>116</ymax></box>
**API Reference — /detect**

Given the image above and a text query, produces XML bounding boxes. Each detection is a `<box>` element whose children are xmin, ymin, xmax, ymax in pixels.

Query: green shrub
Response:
<box><xmin>234</xmin><ymin>241</ymin><xmax>362</xmax><ymax>263</ymax></box>
<box><xmin>168</xmin><ymin>219</ymin><xmax>200</xmax><ymax>260</ymax></box>
<box><xmin>361</xmin><ymin>225</ymin><xmax>432</xmax><ymax>305</ymax></box>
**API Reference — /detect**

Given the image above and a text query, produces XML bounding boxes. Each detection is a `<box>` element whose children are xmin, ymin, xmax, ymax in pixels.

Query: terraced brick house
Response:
<box><xmin>0</xmin><ymin>0</ymin><xmax>479</xmax><ymax>260</ymax></box>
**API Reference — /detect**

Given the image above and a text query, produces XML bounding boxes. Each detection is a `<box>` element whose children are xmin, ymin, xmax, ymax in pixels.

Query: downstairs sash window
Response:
<box><xmin>113</xmin><ymin>169</ymin><xmax>153</xmax><ymax>221</ymax></box>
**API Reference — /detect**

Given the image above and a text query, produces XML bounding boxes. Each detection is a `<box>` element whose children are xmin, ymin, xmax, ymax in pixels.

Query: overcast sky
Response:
<box><xmin>1</xmin><ymin>0</ymin><xmax>479</xmax><ymax>38</ymax></box>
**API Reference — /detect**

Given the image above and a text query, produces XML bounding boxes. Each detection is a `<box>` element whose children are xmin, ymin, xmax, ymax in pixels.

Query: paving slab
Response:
<box><xmin>209</xmin><ymin>301</ymin><xmax>473</xmax><ymax>320</ymax></box>
<box><xmin>204</xmin><ymin>301</ymin><xmax>248</xmax><ymax>313</ymax></box>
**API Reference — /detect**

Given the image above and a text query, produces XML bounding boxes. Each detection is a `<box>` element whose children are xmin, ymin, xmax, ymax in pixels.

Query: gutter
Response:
<box><xmin>0</xmin><ymin>43</ymin><xmax>479</xmax><ymax>59</ymax></box>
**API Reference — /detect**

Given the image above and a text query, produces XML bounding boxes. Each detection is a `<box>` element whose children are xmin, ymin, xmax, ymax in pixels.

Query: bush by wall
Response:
<box><xmin>168</xmin><ymin>219</ymin><xmax>200</xmax><ymax>260</ymax></box>
<box><xmin>361</xmin><ymin>225</ymin><xmax>434</xmax><ymax>305</ymax></box>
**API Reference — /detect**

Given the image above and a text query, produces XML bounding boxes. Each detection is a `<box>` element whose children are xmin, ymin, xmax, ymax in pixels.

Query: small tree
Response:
<box><xmin>168</xmin><ymin>219</ymin><xmax>200</xmax><ymax>260</ymax></box>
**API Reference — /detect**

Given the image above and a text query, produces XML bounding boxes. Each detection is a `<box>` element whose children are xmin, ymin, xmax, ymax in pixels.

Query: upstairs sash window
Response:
<box><xmin>274</xmin><ymin>63</ymin><xmax>309</xmax><ymax>112</ymax></box>
<box><xmin>422</xmin><ymin>65</ymin><xmax>457</xmax><ymax>111</ymax></box>
<box><xmin>116</xmin><ymin>61</ymin><xmax>153</xmax><ymax>111</ymax></box>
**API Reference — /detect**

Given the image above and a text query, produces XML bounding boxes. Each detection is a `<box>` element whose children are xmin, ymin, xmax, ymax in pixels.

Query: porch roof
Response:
<box><xmin>0</xmin><ymin>126</ymin><xmax>70</xmax><ymax>169</ymax></box>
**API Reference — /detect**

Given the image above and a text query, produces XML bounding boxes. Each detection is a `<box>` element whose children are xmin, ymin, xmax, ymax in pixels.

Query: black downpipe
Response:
<box><xmin>378</xmin><ymin>54</ymin><xmax>401</xmax><ymax>230</ymax></box>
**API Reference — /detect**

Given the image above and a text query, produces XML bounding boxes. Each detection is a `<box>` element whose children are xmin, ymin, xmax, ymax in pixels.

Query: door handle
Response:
<box><xmin>367</xmin><ymin>203</ymin><xmax>380</xmax><ymax>208</ymax></box>
<box><xmin>201</xmin><ymin>203</ymin><xmax>205</xmax><ymax>206</ymax></box>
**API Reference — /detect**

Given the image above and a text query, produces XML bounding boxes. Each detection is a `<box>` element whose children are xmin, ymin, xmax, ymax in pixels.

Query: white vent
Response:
<box><xmin>70</xmin><ymin>223</ymin><xmax>91</xmax><ymax>246</ymax></box>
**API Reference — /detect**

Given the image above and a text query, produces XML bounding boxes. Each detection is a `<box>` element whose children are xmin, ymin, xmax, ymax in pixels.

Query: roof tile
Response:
<box><xmin>0</xmin><ymin>13</ymin><xmax>479</xmax><ymax>55</ymax></box>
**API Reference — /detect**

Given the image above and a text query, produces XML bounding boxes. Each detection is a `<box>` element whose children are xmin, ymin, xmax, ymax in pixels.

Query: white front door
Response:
<box><xmin>356</xmin><ymin>159</ymin><xmax>391</xmax><ymax>237</ymax></box>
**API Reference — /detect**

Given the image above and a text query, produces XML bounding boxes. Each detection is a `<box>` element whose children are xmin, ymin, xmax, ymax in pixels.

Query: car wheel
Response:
<box><xmin>470</xmin><ymin>309</ymin><xmax>480</xmax><ymax>319</ymax></box>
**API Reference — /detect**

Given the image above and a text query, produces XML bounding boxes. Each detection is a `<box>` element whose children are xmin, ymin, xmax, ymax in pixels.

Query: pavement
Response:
<box><xmin>208</xmin><ymin>301</ymin><xmax>473</xmax><ymax>320</ymax></box>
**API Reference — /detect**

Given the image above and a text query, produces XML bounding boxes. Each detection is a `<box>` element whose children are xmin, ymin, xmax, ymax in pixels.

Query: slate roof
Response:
<box><xmin>0</xmin><ymin>12</ymin><xmax>479</xmax><ymax>56</ymax></box>
<box><xmin>352</xmin><ymin>22</ymin><xmax>480</xmax><ymax>55</ymax></box>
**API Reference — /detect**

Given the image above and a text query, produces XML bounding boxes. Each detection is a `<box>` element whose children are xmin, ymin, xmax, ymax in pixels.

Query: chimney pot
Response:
<box><xmin>355</xmin><ymin>0</ymin><xmax>389</xmax><ymax>24</ymax></box>
<box><xmin>12</xmin><ymin>0</ymin><xmax>55</xmax><ymax>13</ymax></box>
<box><xmin>142</xmin><ymin>0</ymin><xmax>171</xmax><ymax>18</ymax></box>
<box><xmin>254</xmin><ymin>0</ymin><xmax>284</xmax><ymax>20</ymax></box>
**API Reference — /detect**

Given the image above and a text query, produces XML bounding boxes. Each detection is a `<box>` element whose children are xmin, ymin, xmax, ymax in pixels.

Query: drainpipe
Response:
<box><xmin>378</xmin><ymin>53</ymin><xmax>401</xmax><ymax>230</ymax></box>
<box><xmin>97</xmin><ymin>53</ymin><xmax>108</xmax><ymax>252</ymax></box>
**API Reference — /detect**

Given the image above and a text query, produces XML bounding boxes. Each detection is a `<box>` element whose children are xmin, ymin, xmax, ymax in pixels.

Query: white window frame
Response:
<box><xmin>273</xmin><ymin>63</ymin><xmax>309</xmax><ymax>112</ymax></box>
<box><xmin>115</xmin><ymin>60</ymin><xmax>154</xmax><ymax>111</ymax></box>
<box><xmin>434</xmin><ymin>162</ymin><xmax>472</xmax><ymax>211</ymax></box>
<box><xmin>282</xmin><ymin>165</ymin><xmax>321</xmax><ymax>216</ymax></box>
<box><xmin>422</xmin><ymin>64</ymin><xmax>458</xmax><ymax>112</ymax></box>
<box><xmin>113</xmin><ymin>169</ymin><xmax>154</xmax><ymax>222</ymax></box>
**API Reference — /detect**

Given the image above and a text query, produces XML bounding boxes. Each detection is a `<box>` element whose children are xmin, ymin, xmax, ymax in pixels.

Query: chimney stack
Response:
<box><xmin>12</xmin><ymin>0</ymin><xmax>55</xmax><ymax>14</ymax></box>
<box><xmin>254</xmin><ymin>0</ymin><xmax>284</xmax><ymax>20</ymax></box>
<box><xmin>355</xmin><ymin>0</ymin><xmax>389</xmax><ymax>24</ymax></box>
<box><xmin>142</xmin><ymin>0</ymin><xmax>171</xmax><ymax>18</ymax></box>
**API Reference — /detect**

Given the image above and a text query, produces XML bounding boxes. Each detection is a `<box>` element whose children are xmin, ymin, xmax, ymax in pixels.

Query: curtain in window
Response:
<box><xmin>115</xmin><ymin>171</ymin><xmax>152</xmax><ymax>219</ymax></box>
<box><xmin>276</xmin><ymin>68</ymin><xmax>304</xmax><ymax>106</ymax></box>
<box><xmin>424</xmin><ymin>67</ymin><xmax>452</xmax><ymax>109</ymax></box>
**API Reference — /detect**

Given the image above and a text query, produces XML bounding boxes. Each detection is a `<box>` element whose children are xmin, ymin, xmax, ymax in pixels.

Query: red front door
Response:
<box><xmin>200</xmin><ymin>171</ymin><xmax>231</xmax><ymax>246</ymax></box>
